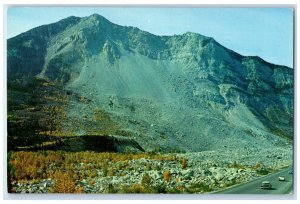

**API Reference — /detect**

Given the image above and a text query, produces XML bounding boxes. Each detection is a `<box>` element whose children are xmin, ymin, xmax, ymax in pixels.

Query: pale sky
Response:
<box><xmin>6</xmin><ymin>7</ymin><xmax>294</xmax><ymax>68</ymax></box>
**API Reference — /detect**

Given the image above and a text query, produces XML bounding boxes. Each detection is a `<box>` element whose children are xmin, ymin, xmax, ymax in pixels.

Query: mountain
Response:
<box><xmin>7</xmin><ymin>14</ymin><xmax>294</xmax><ymax>152</ymax></box>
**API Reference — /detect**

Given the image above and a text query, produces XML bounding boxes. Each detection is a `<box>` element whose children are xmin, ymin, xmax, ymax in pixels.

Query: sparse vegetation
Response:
<box><xmin>7</xmin><ymin>150</ymin><xmax>201</xmax><ymax>193</ymax></box>
<box><xmin>7</xmin><ymin>149</ymin><xmax>292</xmax><ymax>194</ymax></box>
<box><xmin>8</xmin><ymin>151</ymin><xmax>177</xmax><ymax>183</ymax></box>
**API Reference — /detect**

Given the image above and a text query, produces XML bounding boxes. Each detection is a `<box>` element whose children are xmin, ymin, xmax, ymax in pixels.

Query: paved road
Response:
<box><xmin>215</xmin><ymin>167</ymin><xmax>293</xmax><ymax>194</ymax></box>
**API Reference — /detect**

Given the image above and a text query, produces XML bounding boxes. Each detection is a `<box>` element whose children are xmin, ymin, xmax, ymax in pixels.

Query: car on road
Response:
<box><xmin>278</xmin><ymin>176</ymin><xmax>285</xmax><ymax>181</ymax></box>
<box><xmin>261</xmin><ymin>181</ymin><xmax>272</xmax><ymax>190</ymax></box>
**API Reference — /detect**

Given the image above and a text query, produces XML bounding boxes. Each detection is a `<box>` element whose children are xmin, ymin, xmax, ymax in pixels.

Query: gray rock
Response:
<box><xmin>81</xmin><ymin>179</ymin><xmax>88</xmax><ymax>185</ymax></box>
<box><xmin>148</xmin><ymin>170</ymin><xmax>162</xmax><ymax>180</ymax></box>
<box><xmin>238</xmin><ymin>169</ymin><xmax>244</xmax><ymax>173</ymax></box>
<box><xmin>227</xmin><ymin>175</ymin><xmax>236</xmax><ymax>181</ymax></box>
<box><xmin>214</xmin><ymin>173</ymin><xmax>224</xmax><ymax>181</ymax></box>
<box><xmin>170</xmin><ymin>168</ymin><xmax>178</xmax><ymax>175</ymax></box>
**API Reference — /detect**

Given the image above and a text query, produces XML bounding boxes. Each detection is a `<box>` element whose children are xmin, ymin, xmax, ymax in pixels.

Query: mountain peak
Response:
<box><xmin>182</xmin><ymin>31</ymin><xmax>210</xmax><ymax>39</ymax></box>
<box><xmin>85</xmin><ymin>13</ymin><xmax>112</xmax><ymax>25</ymax></box>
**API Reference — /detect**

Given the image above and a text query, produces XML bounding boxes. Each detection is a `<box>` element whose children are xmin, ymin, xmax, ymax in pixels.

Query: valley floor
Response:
<box><xmin>8</xmin><ymin>146</ymin><xmax>293</xmax><ymax>194</ymax></box>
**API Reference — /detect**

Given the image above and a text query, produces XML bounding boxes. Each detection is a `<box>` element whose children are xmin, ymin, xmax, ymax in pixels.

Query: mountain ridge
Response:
<box><xmin>8</xmin><ymin>14</ymin><xmax>293</xmax><ymax>68</ymax></box>
<box><xmin>7</xmin><ymin>14</ymin><xmax>293</xmax><ymax>152</ymax></box>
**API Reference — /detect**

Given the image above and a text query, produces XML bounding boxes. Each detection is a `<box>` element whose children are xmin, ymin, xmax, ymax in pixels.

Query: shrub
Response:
<box><xmin>75</xmin><ymin>186</ymin><xmax>84</xmax><ymax>193</ymax></box>
<box><xmin>166</xmin><ymin>187</ymin><xmax>181</xmax><ymax>194</ymax></box>
<box><xmin>89</xmin><ymin>170</ymin><xmax>97</xmax><ymax>178</ymax></box>
<box><xmin>146</xmin><ymin>162</ymin><xmax>151</xmax><ymax>171</ymax></box>
<box><xmin>152</xmin><ymin>183</ymin><xmax>167</xmax><ymax>194</ymax></box>
<box><xmin>229</xmin><ymin>161</ymin><xmax>245</xmax><ymax>169</ymax></box>
<box><xmin>102</xmin><ymin>161</ymin><xmax>108</xmax><ymax>177</ymax></box>
<box><xmin>256</xmin><ymin>168</ymin><xmax>270</xmax><ymax>175</ymax></box>
<box><xmin>116</xmin><ymin>162</ymin><xmax>123</xmax><ymax>171</ymax></box>
<box><xmin>141</xmin><ymin>173</ymin><xmax>151</xmax><ymax>187</ymax></box>
<box><xmin>89</xmin><ymin>179</ymin><xmax>96</xmax><ymax>185</ymax></box>
<box><xmin>108</xmin><ymin>167</ymin><xmax>115</xmax><ymax>177</ymax></box>
<box><xmin>163</xmin><ymin>170</ymin><xmax>171</xmax><ymax>182</ymax></box>
<box><xmin>107</xmin><ymin>184</ymin><xmax>117</xmax><ymax>193</ymax></box>
<box><xmin>231</xmin><ymin>161</ymin><xmax>237</xmax><ymax>168</ymax></box>
<box><xmin>254</xmin><ymin>162</ymin><xmax>262</xmax><ymax>170</ymax></box>
<box><xmin>186</xmin><ymin>182</ymin><xmax>212</xmax><ymax>193</ymax></box>
<box><xmin>131</xmin><ymin>183</ymin><xmax>145</xmax><ymax>193</ymax></box>
<box><xmin>72</xmin><ymin>173</ymin><xmax>79</xmax><ymax>181</ymax></box>
<box><xmin>154</xmin><ymin>164</ymin><xmax>161</xmax><ymax>171</ymax></box>
<box><xmin>120</xmin><ymin>183</ymin><xmax>145</xmax><ymax>193</ymax></box>
<box><xmin>8</xmin><ymin>163</ymin><xmax>16</xmax><ymax>180</ymax></box>
<box><xmin>181</xmin><ymin>158</ymin><xmax>187</xmax><ymax>169</ymax></box>
<box><xmin>53</xmin><ymin>171</ymin><xmax>75</xmax><ymax>193</ymax></box>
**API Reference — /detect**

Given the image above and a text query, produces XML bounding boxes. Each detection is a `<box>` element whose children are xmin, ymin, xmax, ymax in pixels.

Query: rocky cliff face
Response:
<box><xmin>7</xmin><ymin>14</ymin><xmax>293</xmax><ymax>152</ymax></box>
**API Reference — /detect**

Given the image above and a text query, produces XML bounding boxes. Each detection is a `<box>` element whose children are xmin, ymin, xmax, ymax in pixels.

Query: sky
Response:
<box><xmin>6</xmin><ymin>7</ymin><xmax>294</xmax><ymax>67</ymax></box>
